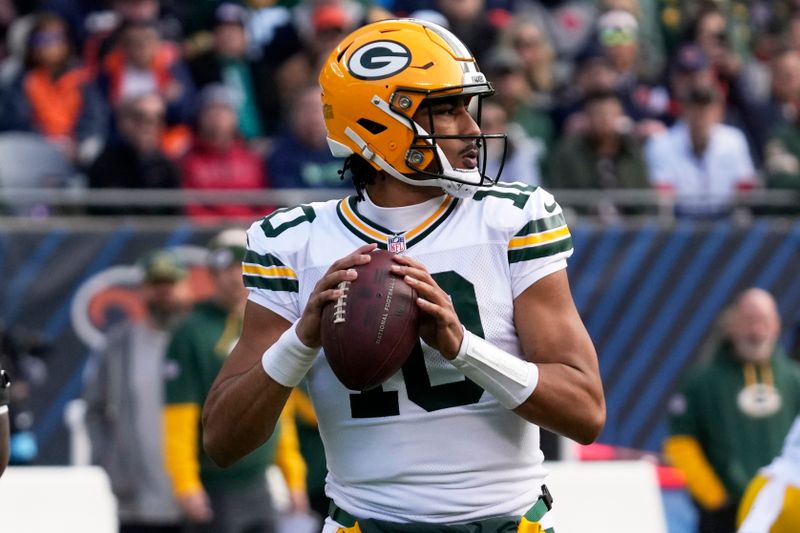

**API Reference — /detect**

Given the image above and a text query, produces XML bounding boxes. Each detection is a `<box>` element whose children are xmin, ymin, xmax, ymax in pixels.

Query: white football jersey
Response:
<box><xmin>761</xmin><ymin>415</ymin><xmax>800</xmax><ymax>484</ymax></box>
<box><xmin>245</xmin><ymin>182</ymin><xmax>573</xmax><ymax>523</ymax></box>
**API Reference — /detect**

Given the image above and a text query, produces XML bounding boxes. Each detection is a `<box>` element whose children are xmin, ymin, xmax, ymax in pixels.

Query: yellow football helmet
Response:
<box><xmin>319</xmin><ymin>18</ymin><xmax>506</xmax><ymax>198</ymax></box>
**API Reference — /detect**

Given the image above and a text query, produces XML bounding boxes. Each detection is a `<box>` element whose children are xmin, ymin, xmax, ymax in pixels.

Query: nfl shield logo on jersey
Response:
<box><xmin>388</xmin><ymin>234</ymin><xmax>406</xmax><ymax>254</ymax></box>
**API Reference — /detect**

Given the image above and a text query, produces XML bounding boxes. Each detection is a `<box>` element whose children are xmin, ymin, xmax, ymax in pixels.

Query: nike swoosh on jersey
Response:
<box><xmin>544</xmin><ymin>200</ymin><xmax>557</xmax><ymax>213</ymax></box>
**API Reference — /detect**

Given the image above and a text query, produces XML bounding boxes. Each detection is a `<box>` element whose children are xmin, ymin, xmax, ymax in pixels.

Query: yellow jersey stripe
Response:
<box><xmin>405</xmin><ymin>196</ymin><xmax>453</xmax><ymax>240</ymax></box>
<box><xmin>242</xmin><ymin>264</ymin><xmax>297</xmax><ymax>279</ymax></box>
<box><xmin>340</xmin><ymin>199</ymin><xmax>386</xmax><ymax>240</ymax></box>
<box><xmin>508</xmin><ymin>226</ymin><xmax>571</xmax><ymax>249</ymax></box>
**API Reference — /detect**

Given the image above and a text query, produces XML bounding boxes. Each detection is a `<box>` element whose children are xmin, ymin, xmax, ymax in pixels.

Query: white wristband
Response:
<box><xmin>0</xmin><ymin>405</ymin><xmax>7</xmax><ymax>415</ymax></box>
<box><xmin>449</xmin><ymin>328</ymin><xmax>539</xmax><ymax>409</ymax></box>
<box><xmin>261</xmin><ymin>322</ymin><xmax>320</xmax><ymax>387</ymax></box>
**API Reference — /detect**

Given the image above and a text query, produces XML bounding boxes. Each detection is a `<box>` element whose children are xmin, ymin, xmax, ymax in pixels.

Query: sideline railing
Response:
<box><xmin>0</xmin><ymin>188</ymin><xmax>797</xmax><ymax>221</ymax></box>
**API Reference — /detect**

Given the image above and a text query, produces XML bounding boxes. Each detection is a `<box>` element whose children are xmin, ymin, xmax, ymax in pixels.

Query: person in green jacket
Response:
<box><xmin>163</xmin><ymin>228</ymin><xmax>308</xmax><ymax>533</ymax></box>
<box><xmin>547</xmin><ymin>89</ymin><xmax>650</xmax><ymax>217</ymax></box>
<box><xmin>765</xmin><ymin>120</ymin><xmax>800</xmax><ymax>189</ymax></box>
<box><xmin>664</xmin><ymin>288</ymin><xmax>800</xmax><ymax>533</ymax></box>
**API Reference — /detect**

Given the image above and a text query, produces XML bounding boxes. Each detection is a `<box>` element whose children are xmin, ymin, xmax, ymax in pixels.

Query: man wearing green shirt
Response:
<box><xmin>665</xmin><ymin>288</ymin><xmax>800</xmax><ymax>533</ymax></box>
<box><xmin>163</xmin><ymin>229</ymin><xmax>307</xmax><ymax>533</ymax></box>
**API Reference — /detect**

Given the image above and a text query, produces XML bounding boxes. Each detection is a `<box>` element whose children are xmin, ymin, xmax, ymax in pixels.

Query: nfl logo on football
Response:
<box><xmin>388</xmin><ymin>234</ymin><xmax>406</xmax><ymax>254</ymax></box>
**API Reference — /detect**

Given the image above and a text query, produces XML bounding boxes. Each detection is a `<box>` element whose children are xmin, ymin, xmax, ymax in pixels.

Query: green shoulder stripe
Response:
<box><xmin>243</xmin><ymin>276</ymin><xmax>299</xmax><ymax>292</ymax></box>
<box><xmin>243</xmin><ymin>250</ymin><xmax>286</xmax><ymax>268</ymax></box>
<box><xmin>514</xmin><ymin>213</ymin><xmax>567</xmax><ymax>237</ymax></box>
<box><xmin>508</xmin><ymin>237</ymin><xmax>573</xmax><ymax>264</ymax></box>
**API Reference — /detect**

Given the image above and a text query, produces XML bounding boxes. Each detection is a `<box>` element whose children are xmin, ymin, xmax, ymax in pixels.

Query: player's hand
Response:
<box><xmin>390</xmin><ymin>255</ymin><xmax>464</xmax><ymax>359</ymax></box>
<box><xmin>288</xmin><ymin>488</ymin><xmax>311</xmax><ymax>514</ymax></box>
<box><xmin>178</xmin><ymin>489</ymin><xmax>213</xmax><ymax>523</ymax></box>
<box><xmin>295</xmin><ymin>243</ymin><xmax>377</xmax><ymax>347</ymax></box>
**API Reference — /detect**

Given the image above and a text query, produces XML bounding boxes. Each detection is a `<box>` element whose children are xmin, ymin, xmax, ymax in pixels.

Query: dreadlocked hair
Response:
<box><xmin>338</xmin><ymin>155</ymin><xmax>382</xmax><ymax>202</ymax></box>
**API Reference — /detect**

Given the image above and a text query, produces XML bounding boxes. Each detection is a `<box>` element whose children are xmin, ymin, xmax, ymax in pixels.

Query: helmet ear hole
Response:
<box><xmin>357</xmin><ymin>118</ymin><xmax>387</xmax><ymax>134</ymax></box>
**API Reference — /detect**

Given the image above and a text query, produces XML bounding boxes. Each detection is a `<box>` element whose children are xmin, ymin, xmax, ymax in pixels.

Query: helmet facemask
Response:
<box><xmin>394</xmin><ymin>86</ymin><xmax>508</xmax><ymax>197</ymax></box>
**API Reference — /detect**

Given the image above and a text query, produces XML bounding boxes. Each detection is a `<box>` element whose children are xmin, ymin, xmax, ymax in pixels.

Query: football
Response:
<box><xmin>321</xmin><ymin>249</ymin><xmax>420</xmax><ymax>390</ymax></box>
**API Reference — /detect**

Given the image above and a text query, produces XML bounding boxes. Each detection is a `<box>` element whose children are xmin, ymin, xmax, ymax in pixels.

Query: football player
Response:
<box><xmin>737</xmin><ymin>415</ymin><xmax>800</xmax><ymax>533</ymax></box>
<box><xmin>203</xmin><ymin>18</ymin><xmax>605</xmax><ymax>533</ymax></box>
<box><xmin>0</xmin><ymin>364</ymin><xmax>10</xmax><ymax>478</ymax></box>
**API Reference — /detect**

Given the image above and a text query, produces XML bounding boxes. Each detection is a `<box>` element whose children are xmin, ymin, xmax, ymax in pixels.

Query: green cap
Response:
<box><xmin>139</xmin><ymin>249</ymin><xmax>187</xmax><ymax>283</ymax></box>
<box><xmin>208</xmin><ymin>228</ymin><xmax>248</xmax><ymax>270</ymax></box>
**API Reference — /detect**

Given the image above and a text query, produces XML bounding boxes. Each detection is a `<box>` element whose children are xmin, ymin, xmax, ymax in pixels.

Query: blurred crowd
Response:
<box><xmin>1</xmin><ymin>0</ymin><xmax>800</xmax><ymax>219</ymax></box>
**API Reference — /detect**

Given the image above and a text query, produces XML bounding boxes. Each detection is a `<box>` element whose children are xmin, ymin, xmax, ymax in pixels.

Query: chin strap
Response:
<box><xmin>342</xmin><ymin>127</ymin><xmax>481</xmax><ymax>200</ymax></box>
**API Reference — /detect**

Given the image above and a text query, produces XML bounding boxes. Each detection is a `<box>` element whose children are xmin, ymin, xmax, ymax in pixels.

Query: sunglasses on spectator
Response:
<box><xmin>513</xmin><ymin>37</ymin><xmax>542</xmax><ymax>50</ymax></box>
<box><xmin>31</xmin><ymin>31</ymin><xmax>65</xmax><ymax>48</ymax></box>
<box><xmin>129</xmin><ymin>109</ymin><xmax>165</xmax><ymax>124</ymax></box>
<box><xmin>709</xmin><ymin>31</ymin><xmax>728</xmax><ymax>44</ymax></box>
<box><xmin>600</xmin><ymin>27</ymin><xmax>636</xmax><ymax>47</ymax></box>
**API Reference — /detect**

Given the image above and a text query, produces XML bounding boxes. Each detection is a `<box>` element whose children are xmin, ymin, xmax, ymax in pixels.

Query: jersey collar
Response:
<box><xmin>336</xmin><ymin>194</ymin><xmax>458</xmax><ymax>250</ymax></box>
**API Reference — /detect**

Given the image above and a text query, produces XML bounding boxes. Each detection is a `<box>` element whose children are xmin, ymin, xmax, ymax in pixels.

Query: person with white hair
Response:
<box><xmin>665</xmin><ymin>288</ymin><xmax>800</xmax><ymax>533</ymax></box>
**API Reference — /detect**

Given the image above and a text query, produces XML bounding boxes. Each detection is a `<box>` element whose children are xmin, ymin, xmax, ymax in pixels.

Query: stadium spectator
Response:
<box><xmin>0</xmin><ymin>10</ymin><xmax>33</xmax><ymax>89</ymax></box>
<box><xmin>598</xmin><ymin>9</ymin><xmax>643</xmax><ymax>78</ymax></box>
<box><xmin>683</xmin><ymin>4</ymin><xmax>764</xmax><ymax>153</ymax></box>
<box><xmin>252</xmin><ymin>0</ymin><xmax>366</xmax><ymax>70</ymax></box>
<box><xmin>0</xmin><ymin>12</ymin><xmax>107</xmax><ymax>167</ymax></box>
<box><xmin>547</xmin><ymin>89</ymin><xmax>649</xmax><ymax>218</ymax></box>
<box><xmin>433</xmin><ymin>0</ymin><xmax>497</xmax><ymax>62</ymax></box>
<box><xmin>273</xmin><ymin>2</ymin><xmax>358</xmax><ymax>120</ymax></box>
<box><xmin>0</xmin><ymin>0</ymin><xmax>16</xmax><ymax>59</ymax></box>
<box><xmin>79</xmin><ymin>0</ymin><xmax>184</xmax><ymax>74</ymax></box>
<box><xmin>500</xmin><ymin>15</ymin><xmax>559</xmax><ymax>106</ymax></box>
<box><xmin>163</xmin><ymin>229</ymin><xmax>308</xmax><ymax>533</ymax></box>
<box><xmin>88</xmin><ymin>93</ymin><xmax>181</xmax><ymax>215</ymax></box>
<box><xmin>97</xmin><ymin>18</ymin><xmax>195</xmax><ymax>126</ymax></box>
<box><xmin>763</xmin><ymin>50</ymin><xmax>800</xmax><ymax>197</ymax></box>
<box><xmin>551</xmin><ymin>45</ymin><xmax>619</xmax><ymax>134</ymax></box>
<box><xmin>741</xmin><ymin>47</ymin><xmax>800</xmax><ymax>166</ymax></box>
<box><xmin>690</xmin><ymin>3</ymin><xmax>748</xmax><ymax>72</ymax></box>
<box><xmin>787</xmin><ymin>10</ymin><xmax>800</xmax><ymax>53</ymax></box>
<box><xmin>521</xmin><ymin>0</ymin><xmax>599</xmax><ymax>80</ymax></box>
<box><xmin>482</xmin><ymin>46</ymin><xmax>554</xmax><ymax>172</ymax></box>
<box><xmin>180</xmin><ymin>84</ymin><xmax>268</xmax><ymax>221</ymax></box>
<box><xmin>83</xmin><ymin>248</ymin><xmax>189</xmax><ymax>533</ymax></box>
<box><xmin>665</xmin><ymin>288</ymin><xmax>800</xmax><ymax>533</ymax></box>
<box><xmin>600</xmin><ymin>0</ymin><xmax>667</xmax><ymax>76</ymax></box>
<box><xmin>481</xmin><ymin>99</ymin><xmax>541</xmax><ymax>187</ymax></box>
<box><xmin>645</xmin><ymin>83</ymin><xmax>756</xmax><ymax>218</ymax></box>
<box><xmin>737</xmin><ymin>415</ymin><xmax>800</xmax><ymax>533</ymax></box>
<box><xmin>266</xmin><ymin>84</ymin><xmax>346</xmax><ymax>189</ymax></box>
<box><xmin>595</xmin><ymin>9</ymin><xmax>670</xmax><ymax>123</ymax></box>
<box><xmin>187</xmin><ymin>3</ymin><xmax>278</xmax><ymax>140</ymax></box>
<box><xmin>665</xmin><ymin>44</ymin><xmax>716</xmax><ymax>120</ymax></box>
